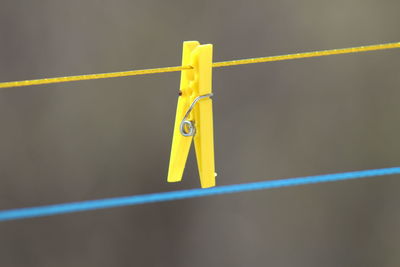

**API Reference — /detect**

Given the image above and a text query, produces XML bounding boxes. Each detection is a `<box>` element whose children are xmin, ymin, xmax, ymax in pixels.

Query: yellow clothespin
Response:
<box><xmin>167</xmin><ymin>41</ymin><xmax>216</xmax><ymax>188</ymax></box>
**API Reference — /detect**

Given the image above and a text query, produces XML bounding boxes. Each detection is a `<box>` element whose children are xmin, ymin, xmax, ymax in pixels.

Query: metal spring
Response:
<box><xmin>179</xmin><ymin>93</ymin><xmax>213</xmax><ymax>136</ymax></box>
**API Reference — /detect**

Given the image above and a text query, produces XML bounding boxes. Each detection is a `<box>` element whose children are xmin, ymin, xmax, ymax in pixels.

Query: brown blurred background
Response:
<box><xmin>0</xmin><ymin>0</ymin><xmax>399</xmax><ymax>266</ymax></box>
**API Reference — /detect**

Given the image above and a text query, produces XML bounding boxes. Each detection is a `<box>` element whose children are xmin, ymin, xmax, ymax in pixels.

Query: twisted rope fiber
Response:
<box><xmin>0</xmin><ymin>42</ymin><xmax>399</xmax><ymax>89</ymax></box>
<box><xmin>0</xmin><ymin>167</ymin><xmax>399</xmax><ymax>222</ymax></box>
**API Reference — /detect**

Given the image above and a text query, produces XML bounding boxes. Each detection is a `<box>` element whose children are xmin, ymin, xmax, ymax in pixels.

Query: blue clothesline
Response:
<box><xmin>0</xmin><ymin>166</ymin><xmax>399</xmax><ymax>222</ymax></box>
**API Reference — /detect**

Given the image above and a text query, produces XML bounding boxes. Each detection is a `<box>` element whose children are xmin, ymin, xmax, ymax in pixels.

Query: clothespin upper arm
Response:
<box><xmin>167</xmin><ymin>41</ymin><xmax>199</xmax><ymax>183</ymax></box>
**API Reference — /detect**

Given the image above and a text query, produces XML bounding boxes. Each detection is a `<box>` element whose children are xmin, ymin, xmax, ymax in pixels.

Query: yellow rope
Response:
<box><xmin>0</xmin><ymin>65</ymin><xmax>191</xmax><ymax>89</ymax></box>
<box><xmin>1</xmin><ymin>42</ymin><xmax>399</xmax><ymax>89</ymax></box>
<box><xmin>212</xmin><ymin>42</ymin><xmax>400</xmax><ymax>67</ymax></box>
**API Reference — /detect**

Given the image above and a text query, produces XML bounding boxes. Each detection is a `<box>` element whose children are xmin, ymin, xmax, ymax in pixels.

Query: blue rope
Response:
<box><xmin>0</xmin><ymin>166</ymin><xmax>399</xmax><ymax>222</ymax></box>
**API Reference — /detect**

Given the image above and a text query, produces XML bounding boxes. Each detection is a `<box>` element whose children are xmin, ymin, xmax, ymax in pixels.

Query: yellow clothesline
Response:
<box><xmin>1</xmin><ymin>41</ymin><xmax>399</xmax><ymax>89</ymax></box>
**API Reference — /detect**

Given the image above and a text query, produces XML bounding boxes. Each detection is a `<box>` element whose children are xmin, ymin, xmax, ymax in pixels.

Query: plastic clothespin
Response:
<box><xmin>167</xmin><ymin>41</ymin><xmax>216</xmax><ymax>188</ymax></box>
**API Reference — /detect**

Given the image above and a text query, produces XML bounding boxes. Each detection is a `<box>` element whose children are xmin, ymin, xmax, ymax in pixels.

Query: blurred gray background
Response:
<box><xmin>0</xmin><ymin>0</ymin><xmax>399</xmax><ymax>266</ymax></box>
